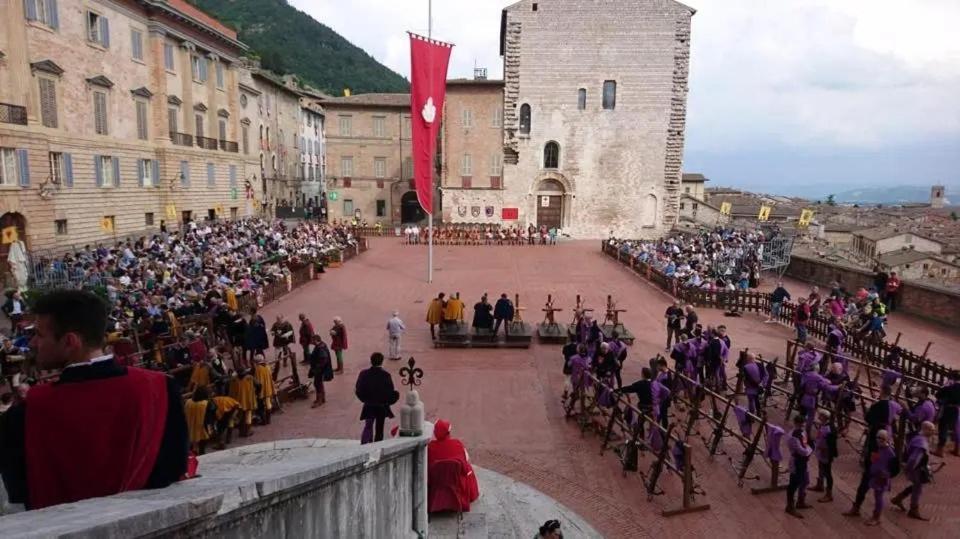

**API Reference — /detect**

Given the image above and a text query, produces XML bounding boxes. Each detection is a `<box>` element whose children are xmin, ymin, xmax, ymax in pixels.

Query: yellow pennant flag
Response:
<box><xmin>720</xmin><ymin>201</ymin><xmax>732</xmax><ymax>216</ymax></box>
<box><xmin>1</xmin><ymin>226</ymin><xmax>18</xmax><ymax>244</ymax></box>
<box><xmin>215</xmin><ymin>204</ymin><xmax>224</xmax><ymax>216</ymax></box>
<box><xmin>343</xmin><ymin>88</ymin><xmax>351</xmax><ymax>97</ymax></box>
<box><xmin>758</xmin><ymin>205</ymin><xmax>772</xmax><ymax>221</ymax></box>
<box><xmin>798</xmin><ymin>208</ymin><xmax>815</xmax><ymax>226</ymax></box>
<box><xmin>100</xmin><ymin>217</ymin><xmax>114</xmax><ymax>233</ymax></box>
<box><xmin>165</xmin><ymin>204</ymin><xmax>178</xmax><ymax>220</ymax></box>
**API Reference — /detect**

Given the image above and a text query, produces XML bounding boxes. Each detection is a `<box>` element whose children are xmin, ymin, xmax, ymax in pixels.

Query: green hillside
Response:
<box><xmin>189</xmin><ymin>0</ymin><xmax>409</xmax><ymax>94</ymax></box>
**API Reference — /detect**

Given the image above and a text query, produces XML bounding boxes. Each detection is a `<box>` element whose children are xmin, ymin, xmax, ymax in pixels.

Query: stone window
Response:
<box><xmin>376</xmin><ymin>199</ymin><xmax>386</xmax><ymax>217</ymax></box>
<box><xmin>577</xmin><ymin>88</ymin><xmax>586</xmax><ymax>110</ymax></box>
<box><xmin>402</xmin><ymin>157</ymin><xmax>413</xmax><ymax>179</ymax></box>
<box><xmin>145</xmin><ymin>212</ymin><xmax>154</xmax><ymax>226</ymax></box>
<box><xmin>0</xmin><ymin>148</ymin><xmax>21</xmax><ymax>186</ymax></box>
<box><xmin>231</xmin><ymin>207</ymin><xmax>238</xmax><ymax>219</ymax></box>
<box><xmin>168</xmin><ymin>106</ymin><xmax>179</xmax><ymax>135</ymax></box>
<box><xmin>93</xmin><ymin>90</ymin><xmax>108</xmax><ymax>135</ymax></box>
<box><xmin>192</xmin><ymin>55</ymin><xmax>208</xmax><ymax>83</ymax></box>
<box><xmin>374</xmin><ymin>157</ymin><xmax>386</xmax><ymax>178</ymax></box>
<box><xmin>344</xmin><ymin>199</ymin><xmax>354</xmax><ymax>215</ymax></box>
<box><xmin>135</xmin><ymin>100</ymin><xmax>149</xmax><ymax>140</ymax></box>
<box><xmin>461</xmin><ymin>154</ymin><xmax>472</xmax><ymax>176</ymax></box>
<box><xmin>462</xmin><ymin>108</ymin><xmax>473</xmax><ymax>128</ymax></box>
<box><xmin>489</xmin><ymin>153</ymin><xmax>502</xmax><ymax>176</ymax></box>
<box><xmin>341</xmin><ymin>156</ymin><xmax>353</xmax><ymax>177</ymax></box>
<box><xmin>207</xmin><ymin>162</ymin><xmax>215</xmax><ymax>187</ymax></box>
<box><xmin>543</xmin><ymin>142</ymin><xmax>559</xmax><ymax>169</ymax></box>
<box><xmin>164</xmin><ymin>43</ymin><xmax>176</xmax><ymax>71</ymax></box>
<box><xmin>242</xmin><ymin>125</ymin><xmax>249</xmax><ymax>154</ymax></box>
<box><xmin>55</xmin><ymin>219</ymin><xmax>68</xmax><ymax>236</ymax></box>
<box><xmin>602</xmin><ymin>81</ymin><xmax>616</xmax><ymax>110</ymax></box>
<box><xmin>195</xmin><ymin>114</ymin><xmax>205</xmax><ymax>138</ymax></box>
<box><xmin>86</xmin><ymin>11</ymin><xmax>109</xmax><ymax>48</ymax></box>
<box><xmin>680</xmin><ymin>202</ymin><xmax>685</xmax><ymax>210</ymax></box>
<box><xmin>492</xmin><ymin>107</ymin><xmax>503</xmax><ymax>128</ymax></box>
<box><xmin>373</xmin><ymin>116</ymin><xmax>386</xmax><ymax>137</ymax></box>
<box><xmin>216</xmin><ymin>62</ymin><xmax>225</xmax><ymax>89</ymax></box>
<box><xmin>403</xmin><ymin>115</ymin><xmax>412</xmax><ymax>138</ymax></box>
<box><xmin>95</xmin><ymin>155</ymin><xmax>118</xmax><ymax>188</ymax></box>
<box><xmin>339</xmin><ymin>115</ymin><xmax>352</xmax><ymax>137</ymax></box>
<box><xmin>39</xmin><ymin>77</ymin><xmax>58</xmax><ymax>128</ymax></box>
<box><xmin>49</xmin><ymin>152</ymin><xmax>64</xmax><ymax>185</ymax></box>
<box><xmin>131</xmin><ymin>29</ymin><xmax>144</xmax><ymax>61</ymax></box>
<box><xmin>24</xmin><ymin>0</ymin><xmax>60</xmax><ymax>29</ymax></box>
<box><xmin>519</xmin><ymin>104</ymin><xmax>531</xmax><ymax>134</ymax></box>
<box><xmin>139</xmin><ymin>158</ymin><xmax>157</xmax><ymax>187</ymax></box>
<box><xmin>219</xmin><ymin>119</ymin><xmax>227</xmax><ymax>141</ymax></box>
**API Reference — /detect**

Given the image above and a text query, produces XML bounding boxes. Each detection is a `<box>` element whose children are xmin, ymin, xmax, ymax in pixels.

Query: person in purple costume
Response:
<box><xmin>741</xmin><ymin>352</ymin><xmax>766</xmax><ymax>415</ymax></box>
<box><xmin>891</xmin><ymin>421</ymin><xmax>935</xmax><ymax>521</ymax></box>
<box><xmin>785</xmin><ymin>415</ymin><xmax>813</xmax><ymax>518</ymax></box>
<box><xmin>843</xmin><ymin>429</ymin><xmax>899</xmax><ymax>526</ymax></box>
<box><xmin>809</xmin><ymin>410</ymin><xmax>838</xmax><ymax>503</ymax></box>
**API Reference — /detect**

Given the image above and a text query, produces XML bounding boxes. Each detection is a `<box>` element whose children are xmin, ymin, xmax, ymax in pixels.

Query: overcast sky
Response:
<box><xmin>291</xmin><ymin>0</ymin><xmax>960</xmax><ymax>196</ymax></box>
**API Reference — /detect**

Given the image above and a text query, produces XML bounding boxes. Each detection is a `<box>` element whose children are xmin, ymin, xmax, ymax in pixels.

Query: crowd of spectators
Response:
<box><xmin>607</xmin><ymin>226</ymin><xmax>772</xmax><ymax>290</ymax></box>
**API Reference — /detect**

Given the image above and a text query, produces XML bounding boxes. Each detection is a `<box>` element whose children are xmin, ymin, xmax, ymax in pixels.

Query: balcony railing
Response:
<box><xmin>171</xmin><ymin>132</ymin><xmax>193</xmax><ymax>147</ymax></box>
<box><xmin>196</xmin><ymin>136</ymin><xmax>218</xmax><ymax>150</ymax></box>
<box><xmin>0</xmin><ymin>103</ymin><xmax>28</xmax><ymax>126</ymax></box>
<box><xmin>219</xmin><ymin>139</ymin><xmax>239</xmax><ymax>153</ymax></box>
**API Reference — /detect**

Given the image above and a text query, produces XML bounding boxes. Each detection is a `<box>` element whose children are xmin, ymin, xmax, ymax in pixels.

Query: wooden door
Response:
<box><xmin>536</xmin><ymin>195</ymin><xmax>562</xmax><ymax>229</ymax></box>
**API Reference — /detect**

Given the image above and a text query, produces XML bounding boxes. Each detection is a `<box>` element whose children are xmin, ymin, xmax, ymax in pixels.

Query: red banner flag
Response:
<box><xmin>409</xmin><ymin>33</ymin><xmax>453</xmax><ymax>215</ymax></box>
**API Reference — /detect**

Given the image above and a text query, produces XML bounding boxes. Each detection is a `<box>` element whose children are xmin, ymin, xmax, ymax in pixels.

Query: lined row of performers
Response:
<box><xmin>404</xmin><ymin>224</ymin><xmax>560</xmax><ymax>246</ymax></box>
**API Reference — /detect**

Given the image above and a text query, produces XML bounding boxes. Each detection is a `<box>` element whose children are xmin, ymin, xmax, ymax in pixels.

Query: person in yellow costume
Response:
<box><xmin>188</xmin><ymin>361</ymin><xmax>211</xmax><ymax>392</ymax></box>
<box><xmin>224</xmin><ymin>286</ymin><xmax>239</xmax><ymax>312</ymax></box>
<box><xmin>184</xmin><ymin>386</ymin><xmax>217</xmax><ymax>455</ymax></box>
<box><xmin>253</xmin><ymin>354</ymin><xmax>276</xmax><ymax>425</ymax></box>
<box><xmin>166</xmin><ymin>307</ymin><xmax>181</xmax><ymax>338</ymax></box>
<box><xmin>443</xmin><ymin>293</ymin><xmax>465</xmax><ymax>326</ymax></box>
<box><xmin>228</xmin><ymin>369</ymin><xmax>257</xmax><ymax>437</ymax></box>
<box><xmin>212</xmin><ymin>395</ymin><xmax>241</xmax><ymax>449</ymax></box>
<box><xmin>425</xmin><ymin>292</ymin><xmax>446</xmax><ymax>340</ymax></box>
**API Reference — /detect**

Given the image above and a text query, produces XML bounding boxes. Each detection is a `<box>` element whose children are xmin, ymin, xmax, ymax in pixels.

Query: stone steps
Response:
<box><xmin>429</xmin><ymin>512</ymin><xmax>487</xmax><ymax>539</ymax></box>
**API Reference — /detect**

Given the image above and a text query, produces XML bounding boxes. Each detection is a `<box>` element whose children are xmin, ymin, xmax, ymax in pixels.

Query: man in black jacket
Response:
<box><xmin>355</xmin><ymin>352</ymin><xmax>400</xmax><ymax>444</ymax></box>
<box><xmin>492</xmin><ymin>293</ymin><xmax>515</xmax><ymax>337</ymax></box>
<box><xmin>766</xmin><ymin>281</ymin><xmax>791</xmax><ymax>323</ymax></box>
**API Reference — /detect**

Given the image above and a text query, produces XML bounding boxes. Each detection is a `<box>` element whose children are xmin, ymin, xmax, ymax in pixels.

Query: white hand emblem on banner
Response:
<box><xmin>422</xmin><ymin>97</ymin><xmax>437</xmax><ymax>124</ymax></box>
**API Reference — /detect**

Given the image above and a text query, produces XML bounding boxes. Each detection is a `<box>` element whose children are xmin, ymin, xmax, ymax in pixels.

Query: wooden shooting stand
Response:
<box><xmin>506</xmin><ymin>293</ymin><xmax>533</xmax><ymax>345</ymax></box>
<box><xmin>437</xmin><ymin>292</ymin><xmax>469</xmax><ymax>344</ymax></box>
<box><xmin>435</xmin><ymin>293</ymin><xmax>531</xmax><ymax>349</ymax></box>
<box><xmin>538</xmin><ymin>294</ymin><xmax>566</xmax><ymax>343</ymax></box>
<box><xmin>568</xmin><ymin>294</ymin><xmax>594</xmax><ymax>338</ymax></box>
<box><xmin>600</xmin><ymin>294</ymin><xmax>634</xmax><ymax>345</ymax></box>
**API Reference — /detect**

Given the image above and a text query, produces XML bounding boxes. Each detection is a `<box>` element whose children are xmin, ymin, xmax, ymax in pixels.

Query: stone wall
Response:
<box><xmin>785</xmin><ymin>254</ymin><xmax>960</xmax><ymax>327</ymax></box>
<box><xmin>500</xmin><ymin>0</ymin><xmax>694</xmax><ymax>238</ymax></box>
<box><xmin>0</xmin><ymin>437</ymin><xmax>429</xmax><ymax>538</ymax></box>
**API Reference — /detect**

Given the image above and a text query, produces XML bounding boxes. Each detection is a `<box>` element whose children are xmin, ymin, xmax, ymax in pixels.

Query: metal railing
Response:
<box><xmin>171</xmin><ymin>132</ymin><xmax>193</xmax><ymax>147</ymax></box>
<box><xmin>0</xmin><ymin>103</ymin><xmax>28</xmax><ymax>125</ymax></box>
<box><xmin>219</xmin><ymin>139</ymin><xmax>239</xmax><ymax>153</ymax></box>
<box><xmin>196</xmin><ymin>136</ymin><xmax>219</xmax><ymax>150</ymax></box>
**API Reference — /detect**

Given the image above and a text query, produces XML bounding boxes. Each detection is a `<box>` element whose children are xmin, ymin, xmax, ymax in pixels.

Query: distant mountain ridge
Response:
<box><xmin>189</xmin><ymin>0</ymin><xmax>409</xmax><ymax>95</ymax></box>
<box><xmin>832</xmin><ymin>185</ymin><xmax>956</xmax><ymax>205</ymax></box>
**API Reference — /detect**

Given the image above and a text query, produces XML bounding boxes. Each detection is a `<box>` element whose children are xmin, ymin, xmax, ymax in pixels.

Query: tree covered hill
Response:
<box><xmin>189</xmin><ymin>0</ymin><xmax>409</xmax><ymax>94</ymax></box>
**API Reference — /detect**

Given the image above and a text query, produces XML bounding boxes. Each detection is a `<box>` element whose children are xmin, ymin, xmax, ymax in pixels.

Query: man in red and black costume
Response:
<box><xmin>0</xmin><ymin>290</ymin><xmax>188</xmax><ymax>510</ymax></box>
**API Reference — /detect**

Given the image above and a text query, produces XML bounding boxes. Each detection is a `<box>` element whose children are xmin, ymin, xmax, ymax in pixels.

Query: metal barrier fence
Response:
<box><xmin>602</xmin><ymin>241</ymin><xmax>953</xmax><ymax>385</ymax></box>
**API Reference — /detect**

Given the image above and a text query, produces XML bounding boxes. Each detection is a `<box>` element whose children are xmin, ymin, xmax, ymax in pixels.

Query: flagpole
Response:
<box><xmin>427</xmin><ymin>0</ymin><xmax>434</xmax><ymax>283</ymax></box>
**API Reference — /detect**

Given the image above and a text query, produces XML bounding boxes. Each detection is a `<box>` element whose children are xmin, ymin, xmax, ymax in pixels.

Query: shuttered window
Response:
<box><xmin>461</xmin><ymin>154</ymin><xmax>472</xmax><ymax>176</ymax></box>
<box><xmin>131</xmin><ymin>29</ymin><xmax>143</xmax><ymax>60</ymax></box>
<box><xmin>195</xmin><ymin>114</ymin><xmax>204</xmax><ymax>138</ymax></box>
<box><xmin>489</xmin><ymin>153</ymin><xmax>503</xmax><ymax>176</ymax></box>
<box><xmin>374</xmin><ymin>157</ymin><xmax>386</xmax><ymax>178</ymax></box>
<box><xmin>207</xmin><ymin>163</ymin><xmax>215</xmax><ymax>187</ymax></box>
<box><xmin>241</xmin><ymin>125</ymin><xmax>249</xmax><ymax>154</ymax></box>
<box><xmin>86</xmin><ymin>11</ymin><xmax>109</xmax><ymax>47</ymax></box>
<box><xmin>164</xmin><ymin>43</ymin><xmax>175</xmax><ymax>71</ymax></box>
<box><xmin>39</xmin><ymin>77</ymin><xmax>58</xmax><ymax>128</ymax></box>
<box><xmin>26</xmin><ymin>0</ymin><xmax>60</xmax><ymax>29</ymax></box>
<box><xmin>218</xmin><ymin>119</ymin><xmax>227</xmax><ymax>141</ymax></box>
<box><xmin>0</xmin><ymin>148</ymin><xmax>19</xmax><ymax>186</ymax></box>
<box><xmin>215</xmin><ymin>62</ymin><xmax>224</xmax><ymax>89</ymax></box>
<box><xmin>168</xmin><ymin>107</ymin><xmax>179</xmax><ymax>135</ymax></box>
<box><xmin>93</xmin><ymin>91</ymin><xmax>108</xmax><ymax>135</ymax></box>
<box><xmin>135</xmin><ymin>100</ymin><xmax>148</xmax><ymax>140</ymax></box>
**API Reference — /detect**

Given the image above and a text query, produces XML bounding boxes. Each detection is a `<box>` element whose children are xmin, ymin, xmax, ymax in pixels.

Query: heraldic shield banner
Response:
<box><xmin>409</xmin><ymin>32</ymin><xmax>453</xmax><ymax>215</ymax></box>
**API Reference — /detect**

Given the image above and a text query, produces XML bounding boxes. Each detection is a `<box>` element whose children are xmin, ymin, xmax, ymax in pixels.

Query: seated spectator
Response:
<box><xmin>427</xmin><ymin>419</ymin><xmax>480</xmax><ymax>513</ymax></box>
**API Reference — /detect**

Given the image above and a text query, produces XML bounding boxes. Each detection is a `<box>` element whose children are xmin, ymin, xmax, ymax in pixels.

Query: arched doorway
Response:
<box><xmin>401</xmin><ymin>191</ymin><xmax>426</xmax><ymax>224</ymax></box>
<box><xmin>535</xmin><ymin>178</ymin><xmax>564</xmax><ymax>229</ymax></box>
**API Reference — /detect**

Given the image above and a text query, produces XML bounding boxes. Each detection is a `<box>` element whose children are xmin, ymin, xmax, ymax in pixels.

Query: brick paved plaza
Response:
<box><xmin>252</xmin><ymin>239</ymin><xmax>959</xmax><ymax>538</ymax></box>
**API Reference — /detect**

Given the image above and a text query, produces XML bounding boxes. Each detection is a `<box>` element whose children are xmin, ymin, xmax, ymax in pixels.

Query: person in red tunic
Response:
<box><xmin>0</xmin><ymin>290</ymin><xmax>187</xmax><ymax>510</ymax></box>
<box><xmin>427</xmin><ymin>419</ymin><xmax>480</xmax><ymax>513</ymax></box>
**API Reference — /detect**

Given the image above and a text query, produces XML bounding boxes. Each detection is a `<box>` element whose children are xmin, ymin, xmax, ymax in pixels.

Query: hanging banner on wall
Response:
<box><xmin>502</xmin><ymin>208</ymin><xmax>519</xmax><ymax>220</ymax></box>
<box><xmin>408</xmin><ymin>32</ymin><xmax>454</xmax><ymax>214</ymax></box>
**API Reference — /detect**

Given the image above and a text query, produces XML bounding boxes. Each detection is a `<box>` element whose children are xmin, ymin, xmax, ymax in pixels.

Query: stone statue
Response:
<box><xmin>7</xmin><ymin>240</ymin><xmax>28</xmax><ymax>291</ymax></box>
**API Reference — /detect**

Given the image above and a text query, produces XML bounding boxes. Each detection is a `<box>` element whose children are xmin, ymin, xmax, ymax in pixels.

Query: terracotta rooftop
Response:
<box><xmin>321</xmin><ymin>93</ymin><xmax>411</xmax><ymax>108</ymax></box>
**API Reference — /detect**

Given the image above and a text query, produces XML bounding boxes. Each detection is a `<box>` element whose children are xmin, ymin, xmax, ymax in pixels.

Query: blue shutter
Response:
<box><xmin>16</xmin><ymin>149</ymin><xmax>30</xmax><ymax>187</ymax></box>
<box><xmin>47</xmin><ymin>0</ymin><xmax>58</xmax><ymax>28</ymax></box>
<box><xmin>112</xmin><ymin>157</ymin><xmax>120</xmax><ymax>187</ymax></box>
<box><xmin>63</xmin><ymin>152</ymin><xmax>73</xmax><ymax>187</ymax></box>
<box><xmin>137</xmin><ymin>159</ymin><xmax>144</xmax><ymax>187</ymax></box>
<box><xmin>95</xmin><ymin>156</ymin><xmax>103</xmax><ymax>187</ymax></box>
<box><xmin>152</xmin><ymin>160</ymin><xmax>160</xmax><ymax>187</ymax></box>
<box><xmin>229</xmin><ymin>165</ymin><xmax>237</xmax><ymax>188</ymax></box>
<box><xmin>207</xmin><ymin>163</ymin><xmax>214</xmax><ymax>187</ymax></box>
<box><xmin>100</xmin><ymin>16</ymin><xmax>110</xmax><ymax>48</ymax></box>
<box><xmin>180</xmin><ymin>160</ymin><xmax>189</xmax><ymax>187</ymax></box>
<box><xmin>24</xmin><ymin>0</ymin><xmax>37</xmax><ymax>21</ymax></box>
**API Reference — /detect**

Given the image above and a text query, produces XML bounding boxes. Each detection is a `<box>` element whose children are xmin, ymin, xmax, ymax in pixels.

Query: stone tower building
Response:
<box><xmin>498</xmin><ymin>0</ymin><xmax>694</xmax><ymax>238</ymax></box>
<box><xmin>930</xmin><ymin>185</ymin><xmax>945</xmax><ymax>209</ymax></box>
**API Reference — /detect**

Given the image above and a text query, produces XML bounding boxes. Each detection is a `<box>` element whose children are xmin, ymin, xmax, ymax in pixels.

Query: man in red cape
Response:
<box><xmin>0</xmin><ymin>290</ymin><xmax>187</xmax><ymax>510</ymax></box>
<box><xmin>427</xmin><ymin>419</ymin><xmax>480</xmax><ymax>512</ymax></box>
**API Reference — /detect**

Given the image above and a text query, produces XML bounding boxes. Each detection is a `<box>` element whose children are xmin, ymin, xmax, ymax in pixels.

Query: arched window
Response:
<box><xmin>602</xmin><ymin>80</ymin><xmax>617</xmax><ymax>110</ymax></box>
<box><xmin>577</xmin><ymin>89</ymin><xmax>586</xmax><ymax>110</ymax></box>
<box><xmin>543</xmin><ymin>142</ymin><xmax>559</xmax><ymax>169</ymax></box>
<box><xmin>259</xmin><ymin>125</ymin><xmax>264</xmax><ymax>141</ymax></box>
<box><xmin>266</xmin><ymin>127</ymin><xmax>270</xmax><ymax>144</ymax></box>
<box><xmin>519</xmin><ymin>104</ymin><xmax>531</xmax><ymax>134</ymax></box>
<box><xmin>271</xmin><ymin>155</ymin><xmax>277</xmax><ymax>171</ymax></box>
<box><xmin>642</xmin><ymin>194</ymin><xmax>658</xmax><ymax>227</ymax></box>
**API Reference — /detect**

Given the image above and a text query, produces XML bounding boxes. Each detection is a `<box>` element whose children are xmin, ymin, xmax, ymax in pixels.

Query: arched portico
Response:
<box><xmin>528</xmin><ymin>171</ymin><xmax>574</xmax><ymax>229</ymax></box>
